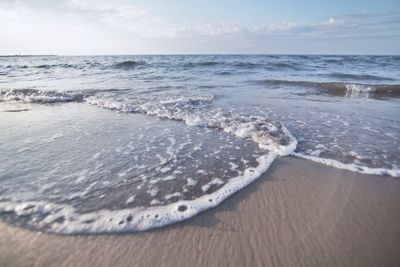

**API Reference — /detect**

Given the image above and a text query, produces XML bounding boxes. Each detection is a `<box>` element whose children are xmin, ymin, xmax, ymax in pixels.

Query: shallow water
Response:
<box><xmin>0</xmin><ymin>55</ymin><xmax>399</xmax><ymax>233</ymax></box>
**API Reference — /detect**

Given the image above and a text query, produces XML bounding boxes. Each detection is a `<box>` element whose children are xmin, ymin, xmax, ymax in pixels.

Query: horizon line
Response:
<box><xmin>1</xmin><ymin>53</ymin><xmax>399</xmax><ymax>57</ymax></box>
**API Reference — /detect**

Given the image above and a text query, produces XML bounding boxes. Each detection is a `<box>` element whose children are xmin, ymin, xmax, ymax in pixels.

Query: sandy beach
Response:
<box><xmin>1</xmin><ymin>156</ymin><xmax>399</xmax><ymax>267</ymax></box>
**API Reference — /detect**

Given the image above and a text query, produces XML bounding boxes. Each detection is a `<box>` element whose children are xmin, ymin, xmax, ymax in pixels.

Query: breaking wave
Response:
<box><xmin>35</xmin><ymin>64</ymin><xmax>77</xmax><ymax>69</ymax></box>
<box><xmin>0</xmin><ymin>88</ymin><xmax>296</xmax><ymax>156</ymax></box>
<box><xmin>0</xmin><ymin>88</ymin><xmax>85</xmax><ymax>103</ymax></box>
<box><xmin>85</xmin><ymin>94</ymin><xmax>296</xmax><ymax>155</ymax></box>
<box><xmin>0</xmin><ymin>89</ymin><xmax>298</xmax><ymax>234</ymax></box>
<box><xmin>1</xmin><ymin>55</ymin><xmax>400</xmax><ymax>234</ymax></box>
<box><xmin>0</xmin><ymin>86</ymin><xmax>399</xmax><ymax>234</ymax></box>
<box><xmin>255</xmin><ymin>79</ymin><xmax>400</xmax><ymax>97</ymax></box>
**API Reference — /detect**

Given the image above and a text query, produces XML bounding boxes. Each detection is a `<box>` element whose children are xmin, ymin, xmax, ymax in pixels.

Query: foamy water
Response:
<box><xmin>0</xmin><ymin>55</ymin><xmax>399</xmax><ymax>233</ymax></box>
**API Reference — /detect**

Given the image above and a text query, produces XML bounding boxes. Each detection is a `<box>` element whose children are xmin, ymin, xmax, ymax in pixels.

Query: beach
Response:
<box><xmin>1</xmin><ymin>156</ymin><xmax>399</xmax><ymax>267</ymax></box>
<box><xmin>1</xmin><ymin>0</ymin><xmax>400</xmax><ymax>265</ymax></box>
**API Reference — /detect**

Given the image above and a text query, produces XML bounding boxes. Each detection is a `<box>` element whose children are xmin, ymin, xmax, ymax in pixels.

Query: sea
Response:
<box><xmin>0</xmin><ymin>55</ymin><xmax>399</xmax><ymax>234</ymax></box>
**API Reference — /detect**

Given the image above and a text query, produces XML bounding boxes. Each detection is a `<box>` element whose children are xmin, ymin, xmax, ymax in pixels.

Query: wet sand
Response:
<box><xmin>1</xmin><ymin>156</ymin><xmax>399</xmax><ymax>267</ymax></box>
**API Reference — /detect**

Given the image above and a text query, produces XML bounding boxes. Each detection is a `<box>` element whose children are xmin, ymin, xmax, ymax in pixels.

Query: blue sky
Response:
<box><xmin>0</xmin><ymin>0</ymin><xmax>399</xmax><ymax>54</ymax></box>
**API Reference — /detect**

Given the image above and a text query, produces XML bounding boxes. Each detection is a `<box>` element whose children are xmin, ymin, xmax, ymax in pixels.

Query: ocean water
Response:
<box><xmin>0</xmin><ymin>55</ymin><xmax>399</xmax><ymax>234</ymax></box>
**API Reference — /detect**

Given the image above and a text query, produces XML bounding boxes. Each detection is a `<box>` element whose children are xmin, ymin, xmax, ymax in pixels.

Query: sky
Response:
<box><xmin>0</xmin><ymin>0</ymin><xmax>399</xmax><ymax>55</ymax></box>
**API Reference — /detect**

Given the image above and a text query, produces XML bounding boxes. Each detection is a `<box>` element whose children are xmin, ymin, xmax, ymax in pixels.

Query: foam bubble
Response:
<box><xmin>292</xmin><ymin>152</ymin><xmax>400</xmax><ymax>177</ymax></box>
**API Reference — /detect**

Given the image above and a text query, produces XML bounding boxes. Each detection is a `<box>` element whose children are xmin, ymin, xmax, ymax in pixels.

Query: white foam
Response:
<box><xmin>201</xmin><ymin>178</ymin><xmax>224</xmax><ymax>192</ymax></box>
<box><xmin>161</xmin><ymin>175</ymin><xmax>175</xmax><ymax>181</ymax></box>
<box><xmin>159</xmin><ymin>95</ymin><xmax>214</xmax><ymax>104</ymax></box>
<box><xmin>345</xmin><ymin>84</ymin><xmax>374</xmax><ymax>98</ymax></box>
<box><xmin>0</xmin><ymin>153</ymin><xmax>277</xmax><ymax>234</ymax></box>
<box><xmin>229</xmin><ymin>162</ymin><xmax>239</xmax><ymax>171</ymax></box>
<box><xmin>125</xmin><ymin>195</ymin><xmax>135</xmax><ymax>204</ymax></box>
<box><xmin>292</xmin><ymin>152</ymin><xmax>400</xmax><ymax>177</ymax></box>
<box><xmin>160</xmin><ymin>167</ymin><xmax>172</xmax><ymax>173</ymax></box>
<box><xmin>187</xmin><ymin>178</ymin><xmax>198</xmax><ymax>186</ymax></box>
<box><xmin>147</xmin><ymin>188</ymin><xmax>159</xmax><ymax>197</ymax></box>
<box><xmin>196</xmin><ymin>169</ymin><xmax>207</xmax><ymax>175</ymax></box>
<box><xmin>0</xmin><ymin>88</ymin><xmax>83</xmax><ymax>103</ymax></box>
<box><xmin>85</xmin><ymin>95</ymin><xmax>297</xmax><ymax>157</ymax></box>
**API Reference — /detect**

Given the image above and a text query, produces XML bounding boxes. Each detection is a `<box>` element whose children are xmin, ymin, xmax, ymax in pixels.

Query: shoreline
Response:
<box><xmin>1</xmin><ymin>156</ymin><xmax>400</xmax><ymax>267</ymax></box>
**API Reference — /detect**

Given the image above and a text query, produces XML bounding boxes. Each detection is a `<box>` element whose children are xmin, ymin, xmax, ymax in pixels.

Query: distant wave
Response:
<box><xmin>255</xmin><ymin>79</ymin><xmax>400</xmax><ymax>97</ymax></box>
<box><xmin>216</xmin><ymin>71</ymin><xmax>234</xmax><ymax>76</ymax></box>
<box><xmin>1</xmin><ymin>61</ymin><xmax>145</xmax><ymax>71</ymax></box>
<box><xmin>324</xmin><ymin>59</ymin><xmax>342</xmax><ymax>64</ymax></box>
<box><xmin>1</xmin><ymin>59</ymin><xmax>313</xmax><ymax>72</ymax></box>
<box><xmin>231</xmin><ymin>62</ymin><xmax>261</xmax><ymax>68</ymax></box>
<box><xmin>182</xmin><ymin>61</ymin><xmax>221</xmax><ymax>68</ymax></box>
<box><xmin>35</xmin><ymin>64</ymin><xmax>77</xmax><ymax>69</ymax></box>
<box><xmin>112</xmin><ymin>60</ymin><xmax>146</xmax><ymax>70</ymax></box>
<box><xmin>270</xmin><ymin>62</ymin><xmax>299</xmax><ymax>69</ymax></box>
<box><xmin>328</xmin><ymin>73</ymin><xmax>395</xmax><ymax>81</ymax></box>
<box><xmin>181</xmin><ymin>61</ymin><xmax>302</xmax><ymax>70</ymax></box>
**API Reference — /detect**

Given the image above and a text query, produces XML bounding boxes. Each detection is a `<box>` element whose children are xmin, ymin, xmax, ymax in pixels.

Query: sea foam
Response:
<box><xmin>0</xmin><ymin>88</ymin><xmax>84</xmax><ymax>103</ymax></box>
<box><xmin>85</xmin><ymin>95</ymin><xmax>297</xmax><ymax>156</ymax></box>
<box><xmin>292</xmin><ymin>152</ymin><xmax>400</xmax><ymax>177</ymax></box>
<box><xmin>0</xmin><ymin>153</ymin><xmax>277</xmax><ymax>234</ymax></box>
<box><xmin>0</xmin><ymin>90</ymin><xmax>297</xmax><ymax>233</ymax></box>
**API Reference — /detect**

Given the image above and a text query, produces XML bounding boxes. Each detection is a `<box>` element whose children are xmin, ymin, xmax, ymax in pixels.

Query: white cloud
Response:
<box><xmin>325</xmin><ymin>18</ymin><xmax>336</xmax><ymax>24</ymax></box>
<box><xmin>67</xmin><ymin>0</ymin><xmax>168</xmax><ymax>37</ymax></box>
<box><xmin>171</xmin><ymin>21</ymin><xmax>297</xmax><ymax>38</ymax></box>
<box><xmin>323</xmin><ymin>17</ymin><xmax>345</xmax><ymax>27</ymax></box>
<box><xmin>172</xmin><ymin>22</ymin><xmax>242</xmax><ymax>37</ymax></box>
<box><xmin>0</xmin><ymin>2</ymin><xmax>399</xmax><ymax>54</ymax></box>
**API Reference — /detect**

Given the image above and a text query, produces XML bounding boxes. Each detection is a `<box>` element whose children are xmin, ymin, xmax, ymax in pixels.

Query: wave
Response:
<box><xmin>112</xmin><ymin>60</ymin><xmax>145</xmax><ymax>70</ymax></box>
<box><xmin>231</xmin><ymin>62</ymin><xmax>261</xmax><ymax>69</ymax></box>
<box><xmin>3</xmin><ymin>108</ymin><xmax>29</xmax><ymax>112</ymax></box>
<box><xmin>0</xmin><ymin>88</ymin><xmax>85</xmax><ymax>103</ymax></box>
<box><xmin>324</xmin><ymin>59</ymin><xmax>343</xmax><ymax>64</ymax></box>
<box><xmin>85</xmin><ymin>95</ymin><xmax>297</xmax><ymax>155</ymax></box>
<box><xmin>0</xmin><ymin>89</ymin><xmax>296</xmax><ymax>155</ymax></box>
<box><xmin>35</xmin><ymin>64</ymin><xmax>77</xmax><ymax>69</ymax></box>
<box><xmin>0</xmin><ymin>153</ymin><xmax>275</xmax><ymax>234</ymax></box>
<box><xmin>216</xmin><ymin>71</ymin><xmax>234</xmax><ymax>76</ymax></box>
<box><xmin>0</xmin><ymin>91</ymin><xmax>297</xmax><ymax>234</ymax></box>
<box><xmin>1</xmin><ymin>88</ymin><xmax>399</xmax><ymax>234</ymax></box>
<box><xmin>182</xmin><ymin>61</ymin><xmax>221</xmax><ymax>68</ymax></box>
<box><xmin>182</xmin><ymin>61</ymin><xmax>259</xmax><ymax>70</ymax></box>
<box><xmin>181</xmin><ymin>61</ymin><xmax>298</xmax><ymax>70</ymax></box>
<box><xmin>292</xmin><ymin>152</ymin><xmax>400</xmax><ymax>177</ymax></box>
<box><xmin>255</xmin><ymin>79</ymin><xmax>400</xmax><ymax>97</ymax></box>
<box><xmin>329</xmin><ymin>73</ymin><xmax>395</xmax><ymax>81</ymax></box>
<box><xmin>269</xmin><ymin>62</ymin><xmax>301</xmax><ymax>69</ymax></box>
<box><xmin>0</xmin><ymin>88</ymin><xmax>296</xmax><ymax>156</ymax></box>
<box><xmin>2</xmin><ymin>88</ymin><xmax>398</xmax><ymax>176</ymax></box>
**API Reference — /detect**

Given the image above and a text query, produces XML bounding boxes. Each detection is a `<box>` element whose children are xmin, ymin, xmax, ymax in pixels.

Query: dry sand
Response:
<box><xmin>1</xmin><ymin>157</ymin><xmax>400</xmax><ymax>267</ymax></box>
